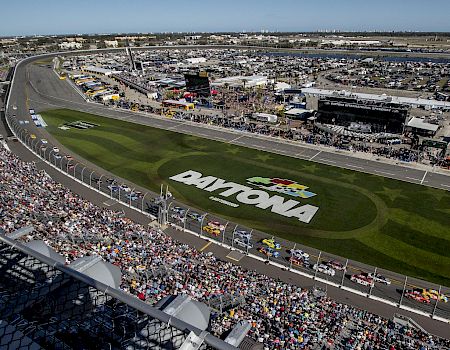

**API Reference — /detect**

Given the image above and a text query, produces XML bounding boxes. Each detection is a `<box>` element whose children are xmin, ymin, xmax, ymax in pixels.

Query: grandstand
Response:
<box><xmin>0</xmin><ymin>233</ymin><xmax>239</xmax><ymax>350</ymax></box>
<box><xmin>316</xmin><ymin>96</ymin><xmax>410</xmax><ymax>134</ymax></box>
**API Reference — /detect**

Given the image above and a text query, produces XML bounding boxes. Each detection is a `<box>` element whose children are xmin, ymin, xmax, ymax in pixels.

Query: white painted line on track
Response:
<box><xmin>406</xmin><ymin>177</ymin><xmax>421</xmax><ymax>181</ymax></box>
<box><xmin>318</xmin><ymin>158</ymin><xmax>337</xmax><ymax>164</ymax></box>
<box><xmin>374</xmin><ymin>170</ymin><xmax>395</xmax><ymax>176</ymax></box>
<box><xmin>420</xmin><ymin>171</ymin><xmax>428</xmax><ymax>185</ymax></box>
<box><xmin>228</xmin><ymin>135</ymin><xmax>245</xmax><ymax>144</ymax></box>
<box><xmin>309</xmin><ymin>150</ymin><xmax>322</xmax><ymax>161</ymax></box>
<box><xmin>346</xmin><ymin>164</ymin><xmax>364</xmax><ymax>170</ymax></box>
<box><xmin>167</xmin><ymin>124</ymin><xmax>182</xmax><ymax>130</ymax></box>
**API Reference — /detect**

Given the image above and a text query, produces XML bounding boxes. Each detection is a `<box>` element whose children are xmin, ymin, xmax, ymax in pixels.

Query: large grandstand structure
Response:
<box><xmin>0</xmin><ymin>233</ymin><xmax>241</xmax><ymax>350</ymax></box>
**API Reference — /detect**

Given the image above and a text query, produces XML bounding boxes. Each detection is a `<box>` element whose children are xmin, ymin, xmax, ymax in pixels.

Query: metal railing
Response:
<box><xmin>0</xmin><ymin>234</ymin><xmax>236</xmax><ymax>350</ymax></box>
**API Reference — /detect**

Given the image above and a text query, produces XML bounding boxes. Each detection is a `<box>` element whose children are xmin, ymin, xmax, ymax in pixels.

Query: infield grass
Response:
<box><xmin>41</xmin><ymin>109</ymin><xmax>450</xmax><ymax>286</ymax></box>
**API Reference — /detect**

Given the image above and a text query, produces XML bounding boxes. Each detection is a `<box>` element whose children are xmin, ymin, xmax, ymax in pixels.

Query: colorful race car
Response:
<box><xmin>405</xmin><ymin>290</ymin><xmax>431</xmax><ymax>304</ymax></box>
<box><xmin>421</xmin><ymin>289</ymin><xmax>448</xmax><ymax>303</ymax></box>
<box><xmin>258</xmin><ymin>247</ymin><xmax>280</xmax><ymax>258</ymax></box>
<box><xmin>312</xmin><ymin>263</ymin><xmax>336</xmax><ymax>277</ymax></box>
<box><xmin>187</xmin><ymin>212</ymin><xmax>203</xmax><ymax>221</ymax></box>
<box><xmin>350</xmin><ymin>274</ymin><xmax>374</xmax><ymax>287</ymax></box>
<box><xmin>289</xmin><ymin>256</ymin><xmax>308</xmax><ymax>267</ymax></box>
<box><xmin>262</xmin><ymin>238</ymin><xmax>281</xmax><ymax>250</ymax></box>
<box><xmin>202</xmin><ymin>225</ymin><xmax>221</xmax><ymax>236</ymax></box>
<box><xmin>290</xmin><ymin>249</ymin><xmax>310</xmax><ymax>261</ymax></box>
<box><xmin>325</xmin><ymin>260</ymin><xmax>345</xmax><ymax>271</ymax></box>
<box><xmin>368</xmin><ymin>272</ymin><xmax>391</xmax><ymax>285</ymax></box>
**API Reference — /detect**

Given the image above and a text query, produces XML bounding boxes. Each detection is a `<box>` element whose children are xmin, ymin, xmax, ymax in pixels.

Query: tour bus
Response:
<box><xmin>162</xmin><ymin>99</ymin><xmax>195</xmax><ymax>111</ymax></box>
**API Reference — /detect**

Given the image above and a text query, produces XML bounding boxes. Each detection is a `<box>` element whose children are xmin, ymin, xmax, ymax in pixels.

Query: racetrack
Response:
<box><xmin>41</xmin><ymin>107</ymin><xmax>450</xmax><ymax>288</ymax></box>
<box><xmin>4</xmin><ymin>51</ymin><xmax>450</xmax><ymax>335</ymax></box>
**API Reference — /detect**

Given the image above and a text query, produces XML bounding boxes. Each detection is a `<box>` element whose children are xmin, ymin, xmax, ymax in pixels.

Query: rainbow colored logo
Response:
<box><xmin>246</xmin><ymin>177</ymin><xmax>316</xmax><ymax>199</ymax></box>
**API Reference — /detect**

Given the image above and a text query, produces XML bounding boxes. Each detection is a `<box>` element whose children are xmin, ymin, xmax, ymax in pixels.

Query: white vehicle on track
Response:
<box><xmin>368</xmin><ymin>273</ymin><xmax>391</xmax><ymax>285</ymax></box>
<box><xmin>312</xmin><ymin>263</ymin><xmax>335</xmax><ymax>277</ymax></box>
<box><xmin>350</xmin><ymin>274</ymin><xmax>374</xmax><ymax>287</ymax></box>
<box><xmin>291</xmin><ymin>249</ymin><xmax>310</xmax><ymax>261</ymax></box>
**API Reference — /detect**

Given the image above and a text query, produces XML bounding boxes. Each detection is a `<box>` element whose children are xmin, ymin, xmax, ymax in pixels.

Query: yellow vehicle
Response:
<box><xmin>30</xmin><ymin>134</ymin><xmax>36</xmax><ymax>139</ymax></box>
<box><xmin>262</xmin><ymin>238</ymin><xmax>281</xmax><ymax>250</ymax></box>
<box><xmin>422</xmin><ymin>289</ymin><xmax>448</xmax><ymax>303</ymax></box>
<box><xmin>165</xmin><ymin>109</ymin><xmax>175</xmax><ymax>118</ymax></box>
<box><xmin>203</xmin><ymin>225</ymin><xmax>221</xmax><ymax>236</ymax></box>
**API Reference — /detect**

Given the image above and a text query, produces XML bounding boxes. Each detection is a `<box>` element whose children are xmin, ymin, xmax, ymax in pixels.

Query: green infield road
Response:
<box><xmin>42</xmin><ymin>109</ymin><xmax>450</xmax><ymax>286</ymax></box>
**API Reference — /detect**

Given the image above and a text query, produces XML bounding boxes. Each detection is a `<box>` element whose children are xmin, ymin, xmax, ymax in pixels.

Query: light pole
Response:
<box><xmin>81</xmin><ymin>166</ymin><xmax>87</xmax><ymax>183</ymax></box>
<box><xmin>183</xmin><ymin>208</ymin><xmax>190</xmax><ymax>232</ymax></box>
<box><xmin>340</xmin><ymin>259</ymin><xmax>349</xmax><ymax>287</ymax></box>
<box><xmin>141</xmin><ymin>192</ymin><xmax>149</xmax><ymax>212</ymax></box>
<box><xmin>73</xmin><ymin>163</ymin><xmax>80</xmax><ymax>178</ymax></box>
<box><xmin>199</xmin><ymin>213</ymin><xmax>208</xmax><ymax>236</ymax></box>
<box><xmin>129</xmin><ymin>188</ymin><xmax>135</xmax><ymax>207</ymax></box>
<box><xmin>313</xmin><ymin>251</ymin><xmax>322</xmax><ymax>281</ymax></box>
<box><xmin>368</xmin><ymin>266</ymin><xmax>376</xmax><ymax>295</ymax></box>
<box><xmin>98</xmin><ymin>174</ymin><xmax>105</xmax><ymax>191</ymax></box>
<box><xmin>166</xmin><ymin>202</ymin><xmax>174</xmax><ymax>224</ymax></box>
<box><xmin>289</xmin><ymin>243</ymin><xmax>296</xmax><ymax>270</ymax></box>
<box><xmin>246</xmin><ymin>229</ymin><xmax>253</xmax><ymax>254</ymax></box>
<box><xmin>89</xmin><ymin>171</ymin><xmax>95</xmax><ymax>187</ymax></box>
<box><xmin>231</xmin><ymin>224</ymin><xmax>238</xmax><ymax>248</ymax></box>
<box><xmin>432</xmin><ymin>285</ymin><xmax>442</xmax><ymax>318</ymax></box>
<box><xmin>399</xmin><ymin>276</ymin><xmax>408</xmax><ymax>306</ymax></box>
<box><xmin>48</xmin><ymin>150</ymin><xmax>55</xmax><ymax>163</ymax></box>
<box><xmin>61</xmin><ymin>156</ymin><xmax>67</xmax><ymax>171</ymax></box>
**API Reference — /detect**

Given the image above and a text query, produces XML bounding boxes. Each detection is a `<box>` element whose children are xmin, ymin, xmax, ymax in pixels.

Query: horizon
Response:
<box><xmin>1</xmin><ymin>0</ymin><xmax>450</xmax><ymax>36</ymax></box>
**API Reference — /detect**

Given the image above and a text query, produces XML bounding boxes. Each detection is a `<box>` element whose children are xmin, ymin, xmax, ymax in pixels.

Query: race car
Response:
<box><xmin>202</xmin><ymin>225</ymin><xmax>221</xmax><ymax>236</ymax></box>
<box><xmin>262</xmin><ymin>238</ymin><xmax>281</xmax><ymax>250</ymax></box>
<box><xmin>233</xmin><ymin>237</ymin><xmax>253</xmax><ymax>249</ymax></box>
<box><xmin>325</xmin><ymin>260</ymin><xmax>345</xmax><ymax>271</ymax></box>
<box><xmin>235</xmin><ymin>230</ymin><xmax>252</xmax><ymax>240</ymax></box>
<box><xmin>350</xmin><ymin>274</ymin><xmax>374</xmax><ymax>287</ymax></box>
<box><xmin>368</xmin><ymin>272</ymin><xmax>391</xmax><ymax>285</ymax></box>
<box><xmin>120</xmin><ymin>184</ymin><xmax>132</xmax><ymax>192</ymax></box>
<box><xmin>258</xmin><ymin>247</ymin><xmax>280</xmax><ymax>258</ymax></box>
<box><xmin>421</xmin><ymin>289</ymin><xmax>448</xmax><ymax>303</ymax></box>
<box><xmin>289</xmin><ymin>256</ymin><xmax>308</xmax><ymax>267</ymax></box>
<box><xmin>172</xmin><ymin>206</ymin><xmax>186</xmax><ymax>215</ymax></box>
<box><xmin>187</xmin><ymin>212</ymin><xmax>203</xmax><ymax>221</ymax></box>
<box><xmin>108</xmin><ymin>185</ymin><xmax>119</xmax><ymax>192</ymax></box>
<box><xmin>405</xmin><ymin>290</ymin><xmax>431</xmax><ymax>304</ymax></box>
<box><xmin>207</xmin><ymin>221</ymin><xmax>225</xmax><ymax>231</ymax></box>
<box><xmin>290</xmin><ymin>249</ymin><xmax>310</xmax><ymax>261</ymax></box>
<box><xmin>126</xmin><ymin>192</ymin><xmax>140</xmax><ymax>201</ymax></box>
<box><xmin>312</xmin><ymin>263</ymin><xmax>336</xmax><ymax>277</ymax></box>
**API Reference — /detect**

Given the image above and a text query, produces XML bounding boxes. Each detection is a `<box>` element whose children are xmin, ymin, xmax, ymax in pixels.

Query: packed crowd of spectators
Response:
<box><xmin>1</xmin><ymin>145</ymin><xmax>449</xmax><ymax>349</ymax></box>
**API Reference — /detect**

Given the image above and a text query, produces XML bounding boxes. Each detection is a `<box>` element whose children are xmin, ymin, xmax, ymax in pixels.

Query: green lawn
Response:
<box><xmin>42</xmin><ymin>109</ymin><xmax>450</xmax><ymax>286</ymax></box>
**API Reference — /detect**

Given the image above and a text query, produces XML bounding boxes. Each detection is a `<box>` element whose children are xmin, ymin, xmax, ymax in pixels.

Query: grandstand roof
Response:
<box><xmin>407</xmin><ymin>117</ymin><xmax>439</xmax><ymax>132</ymax></box>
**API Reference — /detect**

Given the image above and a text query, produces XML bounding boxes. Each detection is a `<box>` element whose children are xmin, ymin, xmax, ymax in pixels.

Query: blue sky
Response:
<box><xmin>1</xmin><ymin>0</ymin><xmax>449</xmax><ymax>36</ymax></box>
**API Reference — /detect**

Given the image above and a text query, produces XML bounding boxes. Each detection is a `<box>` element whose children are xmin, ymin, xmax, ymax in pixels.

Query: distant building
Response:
<box><xmin>104</xmin><ymin>40</ymin><xmax>119</xmax><ymax>48</ymax></box>
<box><xmin>405</xmin><ymin>117</ymin><xmax>439</xmax><ymax>137</ymax></box>
<box><xmin>212</xmin><ymin>75</ymin><xmax>268</xmax><ymax>88</ymax></box>
<box><xmin>185</xmin><ymin>57</ymin><xmax>207</xmax><ymax>64</ymax></box>
<box><xmin>316</xmin><ymin>96</ymin><xmax>409</xmax><ymax>134</ymax></box>
<box><xmin>185</xmin><ymin>35</ymin><xmax>202</xmax><ymax>41</ymax></box>
<box><xmin>59</xmin><ymin>42</ymin><xmax>82</xmax><ymax>50</ymax></box>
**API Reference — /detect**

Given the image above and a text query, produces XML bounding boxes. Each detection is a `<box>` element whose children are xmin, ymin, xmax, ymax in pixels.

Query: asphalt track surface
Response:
<box><xmin>4</xmin><ymin>55</ymin><xmax>450</xmax><ymax>338</ymax></box>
